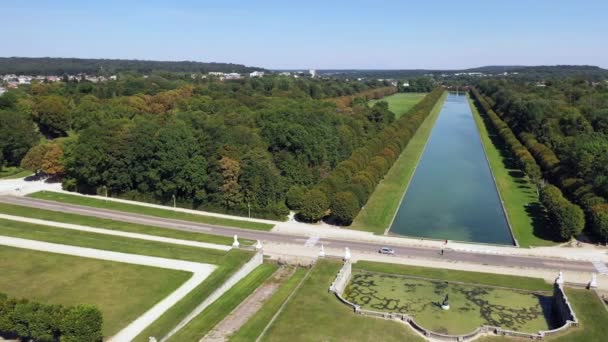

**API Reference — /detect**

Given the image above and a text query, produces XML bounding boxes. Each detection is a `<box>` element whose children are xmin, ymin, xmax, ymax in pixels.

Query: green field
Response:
<box><xmin>231</xmin><ymin>267</ymin><xmax>309</xmax><ymax>341</ymax></box>
<box><xmin>0</xmin><ymin>166</ymin><xmax>32</xmax><ymax>179</ymax></box>
<box><xmin>135</xmin><ymin>248</ymin><xmax>253</xmax><ymax>341</ymax></box>
<box><xmin>0</xmin><ymin>245</ymin><xmax>190</xmax><ymax>337</ymax></box>
<box><xmin>468</xmin><ymin>97</ymin><xmax>557</xmax><ymax>247</ymax></box>
<box><xmin>351</xmin><ymin>91</ymin><xmax>447</xmax><ymax>233</ymax></box>
<box><xmin>169</xmin><ymin>263</ymin><xmax>278</xmax><ymax>341</ymax></box>
<box><xmin>0</xmin><ymin>202</ymin><xmax>240</xmax><ymax>246</ymax></box>
<box><xmin>345</xmin><ymin>270</ymin><xmax>553</xmax><ymax>335</ymax></box>
<box><xmin>27</xmin><ymin>191</ymin><xmax>274</xmax><ymax>231</ymax></box>
<box><xmin>260</xmin><ymin>260</ymin><xmax>423</xmax><ymax>342</ymax></box>
<box><xmin>369</xmin><ymin>93</ymin><xmax>428</xmax><ymax>118</ymax></box>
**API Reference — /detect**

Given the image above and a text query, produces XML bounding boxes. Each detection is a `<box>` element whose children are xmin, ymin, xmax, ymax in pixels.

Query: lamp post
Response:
<box><xmin>102</xmin><ymin>186</ymin><xmax>108</xmax><ymax>201</ymax></box>
<box><xmin>248</xmin><ymin>202</ymin><xmax>251</xmax><ymax>218</ymax></box>
<box><xmin>172</xmin><ymin>194</ymin><xmax>176</xmax><ymax>210</ymax></box>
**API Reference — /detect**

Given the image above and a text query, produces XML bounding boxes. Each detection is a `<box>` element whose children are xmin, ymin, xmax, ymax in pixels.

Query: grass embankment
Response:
<box><xmin>134</xmin><ymin>248</ymin><xmax>253</xmax><ymax>341</ymax></box>
<box><xmin>354</xmin><ymin>260</ymin><xmax>551</xmax><ymax>291</ymax></box>
<box><xmin>260</xmin><ymin>260</ymin><xmax>423</xmax><ymax>342</ymax></box>
<box><xmin>468</xmin><ymin>97</ymin><xmax>556</xmax><ymax>247</ymax></box>
<box><xmin>169</xmin><ymin>263</ymin><xmax>278</xmax><ymax>341</ymax></box>
<box><xmin>351</xmin><ymin>91</ymin><xmax>447</xmax><ymax>233</ymax></box>
<box><xmin>0</xmin><ymin>245</ymin><xmax>190</xmax><ymax>337</ymax></box>
<box><xmin>27</xmin><ymin>191</ymin><xmax>274</xmax><ymax>231</ymax></box>
<box><xmin>0</xmin><ymin>166</ymin><xmax>32</xmax><ymax>179</ymax></box>
<box><xmin>0</xmin><ymin>218</ymin><xmax>231</xmax><ymax>264</ymax></box>
<box><xmin>0</xmin><ymin>202</ymin><xmax>239</xmax><ymax>246</ymax></box>
<box><xmin>369</xmin><ymin>92</ymin><xmax>428</xmax><ymax>118</ymax></box>
<box><xmin>230</xmin><ymin>267</ymin><xmax>309</xmax><ymax>341</ymax></box>
<box><xmin>477</xmin><ymin>290</ymin><xmax>608</xmax><ymax>341</ymax></box>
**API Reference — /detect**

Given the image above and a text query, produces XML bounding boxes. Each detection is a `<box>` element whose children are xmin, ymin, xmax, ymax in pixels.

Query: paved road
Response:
<box><xmin>0</xmin><ymin>195</ymin><xmax>596</xmax><ymax>273</ymax></box>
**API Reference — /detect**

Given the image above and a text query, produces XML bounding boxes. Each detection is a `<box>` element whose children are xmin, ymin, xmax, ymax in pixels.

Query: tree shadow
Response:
<box><xmin>525</xmin><ymin>202</ymin><xmax>563</xmax><ymax>242</ymax></box>
<box><xmin>534</xmin><ymin>293</ymin><xmax>559</xmax><ymax>329</ymax></box>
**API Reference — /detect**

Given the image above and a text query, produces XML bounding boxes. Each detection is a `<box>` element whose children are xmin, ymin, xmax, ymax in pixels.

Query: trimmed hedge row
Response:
<box><xmin>298</xmin><ymin>88</ymin><xmax>445</xmax><ymax>224</ymax></box>
<box><xmin>0</xmin><ymin>293</ymin><xmax>103</xmax><ymax>342</ymax></box>
<box><xmin>328</xmin><ymin>86</ymin><xmax>398</xmax><ymax>109</ymax></box>
<box><xmin>473</xmin><ymin>88</ymin><xmax>608</xmax><ymax>241</ymax></box>
<box><xmin>540</xmin><ymin>185</ymin><xmax>585</xmax><ymax>239</ymax></box>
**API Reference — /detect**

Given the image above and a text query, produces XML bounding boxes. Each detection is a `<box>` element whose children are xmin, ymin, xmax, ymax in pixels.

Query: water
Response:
<box><xmin>389</xmin><ymin>93</ymin><xmax>513</xmax><ymax>245</ymax></box>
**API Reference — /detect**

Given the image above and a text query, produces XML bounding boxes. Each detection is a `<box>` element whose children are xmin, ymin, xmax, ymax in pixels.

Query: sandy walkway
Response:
<box><xmin>201</xmin><ymin>266</ymin><xmax>294</xmax><ymax>342</ymax></box>
<box><xmin>0</xmin><ymin>235</ymin><xmax>215</xmax><ymax>342</ymax></box>
<box><xmin>0</xmin><ymin>213</ymin><xmax>231</xmax><ymax>251</ymax></box>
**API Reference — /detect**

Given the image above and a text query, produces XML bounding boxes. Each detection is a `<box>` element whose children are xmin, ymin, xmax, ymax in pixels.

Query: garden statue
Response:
<box><xmin>232</xmin><ymin>234</ymin><xmax>240</xmax><ymax>248</ymax></box>
<box><xmin>319</xmin><ymin>244</ymin><xmax>325</xmax><ymax>257</ymax></box>
<box><xmin>255</xmin><ymin>240</ymin><xmax>262</xmax><ymax>250</ymax></box>
<box><xmin>441</xmin><ymin>294</ymin><xmax>450</xmax><ymax>310</ymax></box>
<box><xmin>589</xmin><ymin>273</ymin><xmax>598</xmax><ymax>288</ymax></box>
<box><xmin>556</xmin><ymin>271</ymin><xmax>564</xmax><ymax>285</ymax></box>
<box><xmin>344</xmin><ymin>247</ymin><xmax>351</xmax><ymax>261</ymax></box>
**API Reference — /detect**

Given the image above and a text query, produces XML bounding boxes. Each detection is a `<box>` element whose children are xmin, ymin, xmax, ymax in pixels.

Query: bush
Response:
<box><xmin>540</xmin><ymin>185</ymin><xmax>584</xmax><ymax>239</ymax></box>
<box><xmin>60</xmin><ymin>305</ymin><xmax>103</xmax><ymax>342</ymax></box>
<box><xmin>297</xmin><ymin>189</ymin><xmax>329</xmax><ymax>222</ymax></box>
<box><xmin>286</xmin><ymin>185</ymin><xmax>307</xmax><ymax>210</ymax></box>
<box><xmin>330</xmin><ymin>191</ymin><xmax>360</xmax><ymax>225</ymax></box>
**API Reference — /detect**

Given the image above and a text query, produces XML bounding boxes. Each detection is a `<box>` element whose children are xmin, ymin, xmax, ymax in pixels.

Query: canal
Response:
<box><xmin>389</xmin><ymin>93</ymin><xmax>513</xmax><ymax>245</ymax></box>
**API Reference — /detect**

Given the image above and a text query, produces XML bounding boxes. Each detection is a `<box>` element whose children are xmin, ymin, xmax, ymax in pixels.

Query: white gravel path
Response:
<box><xmin>0</xmin><ymin>235</ymin><xmax>216</xmax><ymax>342</ymax></box>
<box><xmin>0</xmin><ymin>213</ymin><xmax>231</xmax><ymax>251</ymax></box>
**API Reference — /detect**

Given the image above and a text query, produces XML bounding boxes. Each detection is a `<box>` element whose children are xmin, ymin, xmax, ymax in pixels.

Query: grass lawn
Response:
<box><xmin>354</xmin><ymin>261</ymin><xmax>551</xmax><ymax>292</ymax></box>
<box><xmin>27</xmin><ymin>191</ymin><xmax>274</xmax><ymax>231</ymax></box>
<box><xmin>345</xmin><ymin>270</ymin><xmax>553</xmax><ymax>335</ymax></box>
<box><xmin>134</xmin><ymin>248</ymin><xmax>253</xmax><ymax>341</ymax></box>
<box><xmin>468</xmin><ymin>97</ymin><xmax>558</xmax><ymax>247</ymax></box>
<box><xmin>351</xmin><ymin>91</ymin><xmax>447</xmax><ymax>233</ymax></box>
<box><xmin>0</xmin><ymin>218</ymin><xmax>231</xmax><ymax>264</ymax></box>
<box><xmin>0</xmin><ymin>245</ymin><xmax>190</xmax><ymax>337</ymax></box>
<box><xmin>260</xmin><ymin>260</ymin><xmax>423</xmax><ymax>342</ymax></box>
<box><xmin>230</xmin><ymin>267</ymin><xmax>309</xmax><ymax>341</ymax></box>
<box><xmin>477</xmin><ymin>289</ymin><xmax>608</xmax><ymax>341</ymax></box>
<box><xmin>0</xmin><ymin>166</ymin><xmax>32</xmax><ymax>179</ymax></box>
<box><xmin>369</xmin><ymin>93</ymin><xmax>428</xmax><ymax>118</ymax></box>
<box><xmin>169</xmin><ymin>263</ymin><xmax>278</xmax><ymax>341</ymax></box>
<box><xmin>0</xmin><ymin>202</ymin><xmax>241</xmax><ymax>246</ymax></box>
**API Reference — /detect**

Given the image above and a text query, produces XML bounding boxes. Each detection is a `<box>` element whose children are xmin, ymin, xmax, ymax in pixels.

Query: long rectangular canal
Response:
<box><xmin>389</xmin><ymin>93</ymin><xmax>513</xmax><ymax>245</ymax></box>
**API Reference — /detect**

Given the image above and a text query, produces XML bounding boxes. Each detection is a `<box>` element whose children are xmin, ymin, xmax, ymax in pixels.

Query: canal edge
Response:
<box><xmin>383</xmin><ymin>90</ymin><xmax>449</xmax><ymax>236</ymax></box>
<box><xmin>467</xmin><ymin>93</ymin><xmax>519</xmax><ymax>247</ymax></box>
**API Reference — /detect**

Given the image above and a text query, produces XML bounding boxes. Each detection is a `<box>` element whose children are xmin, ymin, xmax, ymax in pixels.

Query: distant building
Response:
<box><xmin>402</xmin><ymin>81</ymin><xmax>410</xmax><ymax>87</ymax></box>
<box><xmin>224</xmin><ymin>73</ymin><xmax>241</xmax><ymax>80</ymax></box>
<box><xmin>309</xmin><ymin>69</ymin><xmax>316</xmax><ymax>78</ymax></box>
<box><xmin>0</xmin><ymin>87</ymin><xmax>6</xmax><ymax>95</ymax></box>
<box><xmin>279</xmin><ymin>72</ymin><xmax>291</xmax><ymax>76</ymax></box>
<box><xmin>208</xmin><ymin>72</ymin><xmax>224</xmax><ymax>76</ymax></box>
<box><xmin>249</xmin><ymin>71</ymin><xmax>265</xmax><ymax>78</ymax></box>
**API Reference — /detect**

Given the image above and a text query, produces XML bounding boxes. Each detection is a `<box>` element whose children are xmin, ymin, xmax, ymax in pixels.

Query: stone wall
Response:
<box><xmin>329</xmin><ymin>261</ymin><xmax>351</xmax><ymax>294</ymax></box>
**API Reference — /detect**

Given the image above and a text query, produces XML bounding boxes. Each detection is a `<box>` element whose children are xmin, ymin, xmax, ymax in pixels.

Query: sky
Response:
<box><xmin>2</xmin><ymin>0</ymin><xmax>607</xmax><ymax>70</ymax></box>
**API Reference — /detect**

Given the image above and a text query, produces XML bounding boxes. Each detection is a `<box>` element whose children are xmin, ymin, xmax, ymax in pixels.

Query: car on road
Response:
<box><xmin>379</xmin><ymin>247</ymin><xmax>395</xmax><ymax>255</ymax></box>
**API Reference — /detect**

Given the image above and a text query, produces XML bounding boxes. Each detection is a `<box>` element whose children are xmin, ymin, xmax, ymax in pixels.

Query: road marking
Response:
<box><xmin>304</xmin><ymin>236</ymin><xmax>320</xmax><ymax>247</ymax></box>
<box><xmin>592</xmin><ymin>260</ymin><xmax>608</xmax><ymax>274</ymax></box>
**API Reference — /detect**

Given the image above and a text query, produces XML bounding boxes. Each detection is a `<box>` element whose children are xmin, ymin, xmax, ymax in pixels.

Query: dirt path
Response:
<box><xmin>201</xmin><ymin>266</ymin><xmax>295</xmax><ymax>342</ymax></box>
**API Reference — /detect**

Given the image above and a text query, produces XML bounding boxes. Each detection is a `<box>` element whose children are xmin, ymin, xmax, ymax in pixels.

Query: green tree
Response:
<box><xmin>297</xmin><ymin>189</ymin><xmax>329</xmax><ymax>222</ymax></box>
<box><xmin>60</xmin><ymin>305</ymin><xmax>102</xmax><ymax>342</ymax></box>
<box><xmin>0</xmin><ymin>110</ymin><xmax>40</xmax><ymax>166</ymax></box>
<box><xmin>34</xmin><ymin>96</ymin><xmax>71</xmax><ymax>137</ymax></box>
<box><xmin>330</xmin><ymin>191</ymin><xmax>360</xmax><ymax>225</ymax></box>
<box><xmin>286</xmin><ymin>185</ymin><xmax>307</xmax><ymax>210</ymax></box>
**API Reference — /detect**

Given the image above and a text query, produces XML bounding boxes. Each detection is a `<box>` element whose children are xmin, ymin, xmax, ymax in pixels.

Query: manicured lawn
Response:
<box><xmin>468</xmin><ymin>97</ymin><xmax>558</xmax><ymax>247</ymax></box>
<box><xmin>354</xmin><ymin>260</ymin><xmax>552</xmax><ymax>291</ymax></box>
<box><xmin>260</xmin><ymin>260</ymin><xmax>423</xmax><ymax>342</ymax></box>
<box><xmin>0</xmin><ymin>202</ymin><xmax>239</xmax><ymax>246</ymax></box>
<box><xmin>169</xmin><ymin>263</ymin><xmax>278</xmax><ymax>341</ymax></box>
<box><xmin>134</xmin><ymin>249</ymin><xmax>253</xmax><ymax>341</ymax></box>
<box><xmin>0</xmin><ymin>218</ymin><xmax>230</xmax><ymax>264</ymax></box>
<box><xmin>345</xmin><ymin>270</ymin><xmax>553</xmax><ymax>335</ymax></box>
<box><xmin>27</xmin><ymin>191</ymin><xmax>275</xmax><ymax>231</ymax></box>
<box><xmin>0</xmin><ymin>166</ymin><xmax>32</xmax><ymax>179</ymax></box>
<box><xmin>477</xmin><ymin>289</ymin><xmax>608</xmax><ymax>341</ymax></box>
<box><xmin>230</xmin><ymin>267</ymin><xmax>309</xmax><ymax>341</ymax></box>
<box><xmin>351</xmin><ymin>91</ymin><xmax>447</xmax><ymax>233</ymax></box>
<box><xmin>0</xmin><ymin>245</ymin><xmax>190</xmax><ymax>337</ymax></box>
<box><xmin>369</xmin><ymin>93</ymin><xmax>428</xmax><ymax>118</ymax></box>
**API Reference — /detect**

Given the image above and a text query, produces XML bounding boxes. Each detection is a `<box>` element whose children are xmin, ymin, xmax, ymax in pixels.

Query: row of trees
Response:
<box><xmin>329</xmin><ymin>86</ymin><xmax>397</xmax><ymax>109</ymax></box>
<box><xmin>291</xmin><ymin>88</ymin><xmax>445</xmax><ymax>225</ymax></box>
<box><xmin>475</xmin><ymin>81</ymin><xmax>608</xmax><ymax>241</ymax></box>
<box><xmin>0</xmin><ymin>293</ymin><xmax>102</xmax><ymax>342</ymax></box>
<box><xmin>540</xmin><ymin>185</ymin><xmax>585</xmax><ymax>239</ymax></box>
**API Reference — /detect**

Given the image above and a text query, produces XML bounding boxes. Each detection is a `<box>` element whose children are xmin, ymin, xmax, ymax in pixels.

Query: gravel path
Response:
<box><xmin>0</xmin><ymin>213</ymin><xmax>231</xmax><ymax>251</ymax></box>
<box><xmin>201</xmin><ymin>266</ymin><xmax>295</xmax><ymax>342</ymax></box>
<box><xmin>0</xmin><ymin>235</ymin><xmax>215</xmax><ymax>342</ymax></box>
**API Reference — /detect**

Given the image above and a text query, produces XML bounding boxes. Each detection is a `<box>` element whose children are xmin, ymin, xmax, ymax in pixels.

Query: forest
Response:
<box><xmin>475</xmin><ymin>79</ymin><xmax>608</xmax><ymax>241</ymax></box>
<box><xmin>0</xmin><ymin>57</ymin><xmax>265</xmax><ymax>75</ymax></box>
<box><xmin>0</xmin><ymin>74</ymin><xmax>401</xmax><ymax>219</ymax></box>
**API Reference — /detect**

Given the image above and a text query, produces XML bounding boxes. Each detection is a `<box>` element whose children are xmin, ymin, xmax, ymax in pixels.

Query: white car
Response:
<box><xmin>379</xmin><ymin>247</ymin><xmax>395</xmax><ymax>255</ymax></box>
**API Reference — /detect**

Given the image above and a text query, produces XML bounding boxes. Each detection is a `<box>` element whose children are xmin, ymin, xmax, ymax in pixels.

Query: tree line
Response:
<box><xmin>0</xmin><ymin>293</ymin><xmax>102</xmax><ymax>342</ymax></box>
<box><xmin>290</xmin><ymin>88</ymin><xmax>445</xmax><ymax>225</ymax></box>
<box><xmin>0</xmin><ymin>75</ymin><xmax>396</xmax><ymax>220</ymax></box>
<box><xmin>474</xmin><ymin>79</ymin><xmax>608</xmax><ymax>241</ymax></box>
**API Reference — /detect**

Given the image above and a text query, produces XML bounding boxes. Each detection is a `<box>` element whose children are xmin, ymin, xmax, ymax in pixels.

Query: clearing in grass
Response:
<box><xmin>351</xmin><ymin>91</ymin><xmax>447</xmax><ymax>233</ymax></box>
<box><xmin>468</xmin><ymin>97</ymin><xmax>557</xmax><ymax>247</ymax></box>
<box><xmin>369</xmin><ymin>93</ymin><xmax>428</xmax><ymax>118</ymax></box>
<box><xmin>0</xmin><ymin>245</ymin><xmax>190</xmax><ymax>337</ymax></box>
<box><xmin>27</xmin><ymin>191</ymin><xmax>274</xmax><ymax>231</ymax></box>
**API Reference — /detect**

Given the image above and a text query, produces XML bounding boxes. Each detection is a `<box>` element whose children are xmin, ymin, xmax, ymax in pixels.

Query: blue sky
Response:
<box><xmin>2</xmin><ymin>0</ymin><xmax>606</xmax><ymax>69</ymax></box>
